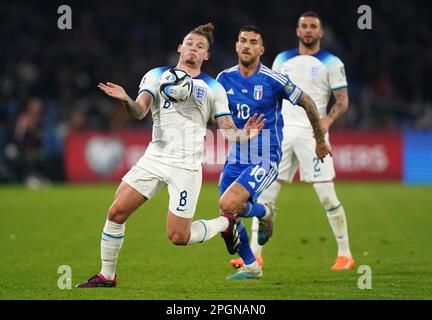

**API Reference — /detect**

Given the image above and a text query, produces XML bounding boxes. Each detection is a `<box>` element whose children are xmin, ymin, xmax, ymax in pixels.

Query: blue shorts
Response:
<box><xmin>219</xmin><ymin>161</ymin><xmax>279</xmax><ymax>203</ymax></box>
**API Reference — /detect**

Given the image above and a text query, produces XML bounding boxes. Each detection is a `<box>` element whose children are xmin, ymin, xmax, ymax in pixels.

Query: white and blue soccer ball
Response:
<box><xmin>159</xmin><ymin>68</ymin><xmax>193</xmax><ymax>103</ymax></box>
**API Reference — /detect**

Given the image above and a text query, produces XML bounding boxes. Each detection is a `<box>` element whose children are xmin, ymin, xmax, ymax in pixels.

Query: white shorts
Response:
<box><xmin>278</xmin><ymin>129</ymin><xmax>335</xmax><ymax>183</ymax></box>
<box><xmin>122</xmin><ymin>157</ymin><xmax>202</xmax><ymax>218</ymax></box>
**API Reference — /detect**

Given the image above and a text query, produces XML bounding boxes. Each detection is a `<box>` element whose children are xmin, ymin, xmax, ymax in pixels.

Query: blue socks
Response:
<box><xmin>237</xmin><ymin>220</ymin><xmax>256</xmax><ymax>265</ymax></box>
<box><xmin>235</xmin><ymin>202</ymin><xmax>265</xmax><ymax>265</ymax></box>
<box><xmin>242</xmin><ymin>201</ymin><xmax>266</xmax><ymax>219</ymax></box>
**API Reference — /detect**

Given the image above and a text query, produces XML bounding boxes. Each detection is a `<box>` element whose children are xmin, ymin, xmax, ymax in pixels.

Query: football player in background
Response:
<box><xmin>231</xmin><ymin>12</ymin><xmax>355</xmax><ymax>271</ymax></box>
<box><xmin>217</xmin><ymin>25</ymin><xmax>331</xmax><ymax>279</ymax></box>
<box><xmin>76</xmin><ymin>23</ymin><xmax>265</xmax><ymax>288</ymax></box>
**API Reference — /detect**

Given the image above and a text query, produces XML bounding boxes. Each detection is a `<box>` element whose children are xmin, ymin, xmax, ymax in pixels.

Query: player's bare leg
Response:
<box><xmin>166</xmin><ymin>210</ymin><xmax>238</xmax><ymax>248</ymax></box>
<box><xmin>166</xmin><ymin>212</ymin><xmax>193</xmax><ymax>245</ymax></box>
<box><xmin>313</xmin><ymin>181</ymin><xmax>355</xmax><ymax>270</ymax></box>
<box><xmin>76</xmin><ymin>182</ymin><xmax>147</xmax><ymax>288</ymax></box>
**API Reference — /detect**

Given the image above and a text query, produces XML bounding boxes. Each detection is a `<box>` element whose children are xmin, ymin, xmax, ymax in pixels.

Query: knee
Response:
<box><xmin>219</xmin><ymin>198</ymin><xmax>246</xmax><ymax>216</ymax></box>
<box><xmin>219</xmin><ymin>197</ymin><xmax>237</xmax><ymax>213</ymax></box>
<box><xmin>108</xmin><ymin>203</ymin><xmax>127</xmax><ymax>224</ymax></box>
<box><xmin>167</xmin><ymin>230</ymin><xmax>189</xmax><ymax>246</ymax></box>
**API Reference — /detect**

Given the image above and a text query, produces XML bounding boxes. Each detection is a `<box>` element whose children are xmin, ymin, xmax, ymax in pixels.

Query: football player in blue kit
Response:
<box><xmin>232</xmin><ymin>12</ymin><xmax>355</xmax><ymax>271</ymax></box>
<box><xmin>216</xmin><ymin>25</ymin><xmax>332</xmax><ymax>279</ymax></box>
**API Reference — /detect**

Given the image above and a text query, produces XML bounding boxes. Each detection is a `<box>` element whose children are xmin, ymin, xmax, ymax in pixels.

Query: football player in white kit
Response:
<box><xmin>230</xmin><ymin>12</ymin><xmax>355</xmax><ymax>271</ymax></box>
<box><xmin>76</xmin><ymin>23</ymin><xmax>265</xmax><ymax>288</ymax></box>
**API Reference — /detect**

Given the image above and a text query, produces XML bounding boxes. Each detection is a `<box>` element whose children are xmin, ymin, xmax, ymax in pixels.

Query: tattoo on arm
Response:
<box><xmin>298</xmin><ymin>93</ymin><xmax>325</xmax><ymax>143</ymax></box>
<box><xmin>122</xmin><ymin>93</ymin><xmax>152</xmax><ymax>120</ymax></box>
<box><xmin>328</xmin><ymin>88</ymin><xmax>349</xmax><ymax>122</ymax></box>
<box><xmin>122</xmin><ymin>99</ymin><xmax>144</xmax><ymax>119</ymax></box>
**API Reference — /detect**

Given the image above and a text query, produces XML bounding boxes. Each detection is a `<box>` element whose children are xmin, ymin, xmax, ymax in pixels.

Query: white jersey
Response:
<box><xmin>137</xmin><ymin>66</ymin><xmax>231</xmax><ymax>170</ymax></box>
<box><xmin>272</xmin><ymin>49</ymin><xmax>347</xmax><ymax>134</ymax></box>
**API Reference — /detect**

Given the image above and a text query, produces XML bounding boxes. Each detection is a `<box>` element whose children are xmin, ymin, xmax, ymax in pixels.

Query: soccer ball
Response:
<box><xmin>159</xmin><ymin>68</ymin><xmax>193</xmax><ymax>103</ymax></box>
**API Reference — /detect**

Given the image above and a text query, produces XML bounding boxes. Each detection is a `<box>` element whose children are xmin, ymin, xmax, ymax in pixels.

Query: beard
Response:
<box><xmin>239</xmin><ymin>58</ymin><xmax>252</xmax><ymax>67</ymax></box>
<box><xmin>185</xmin><ymin>58</ymin><xmax>196</xmax><ymax>67</ymax></box>
<box><xmin>300</xmin><ymin>37</ymin><xmax>319</xmax><ymax>48</ymax></box>
<box><xmin>239</xmin><ymin>55</ymin><xmax>257</xmax><ymax>68</ymax></box>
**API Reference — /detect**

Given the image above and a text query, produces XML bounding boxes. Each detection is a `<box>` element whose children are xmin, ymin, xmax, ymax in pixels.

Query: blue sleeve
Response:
<box><xmin>282</xmin><ymin>77</ymin><xmax>303</xmax><ymax>105</ymax></box>
<box><xmin>266</xmin><ymin>69</ymin><xmax>303</xmax><ymax>105</ymax></box>
<box><xmin>216</xmin><ymin>72</ymin><xmax>225</xmax><ymax>87</ymax></box>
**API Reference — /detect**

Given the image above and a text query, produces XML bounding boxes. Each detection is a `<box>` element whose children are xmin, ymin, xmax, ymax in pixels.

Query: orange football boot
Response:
<box><xmin>330</xmin><ymin>256</ymin><xmax>355</xmax><ymax>270</ymax></box>
<box><xmin>230</xmin><ymin>256</ymin><xmax>264</xmax><ymax>269</ymax></box>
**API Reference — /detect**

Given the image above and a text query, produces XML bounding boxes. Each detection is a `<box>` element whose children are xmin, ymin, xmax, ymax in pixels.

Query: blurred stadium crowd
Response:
<box><xmin>0</xmin><ymin>0</ymin><xmax>431</xmax><ymax>183</ymax></box>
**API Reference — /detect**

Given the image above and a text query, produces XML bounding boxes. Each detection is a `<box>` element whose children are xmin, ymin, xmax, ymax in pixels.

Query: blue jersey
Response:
<box><xmin>217</xmin><ymin>63</ymin><xmax>303</xmax><ymax>164</ymax></box>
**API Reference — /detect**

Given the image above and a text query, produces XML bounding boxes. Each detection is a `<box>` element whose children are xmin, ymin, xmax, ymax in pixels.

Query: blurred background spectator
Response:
<box><xmin>0</xmin><ymin>0</ymin><xmax>431</xmax><ymax>182</ymax></box>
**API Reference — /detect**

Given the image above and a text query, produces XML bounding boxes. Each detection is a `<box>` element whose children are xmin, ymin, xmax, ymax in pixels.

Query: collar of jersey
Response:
<box><xmin>236</xmin><ymin>62</ymin><xmax>262</xmax><ymax>79</ymax></box>
<box><xmin>295</xmin><ymin>48</ymin><xmax>324</xmax><ymax>58</ymax></box>
<box><xmin>193</xmin><ymin>72</ymin><xmax>204</xmax><ymax>80</ymax></box>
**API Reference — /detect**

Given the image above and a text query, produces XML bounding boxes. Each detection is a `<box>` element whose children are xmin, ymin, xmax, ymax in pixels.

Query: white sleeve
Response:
<box><xmin>138</xmin><ymin>68</ymin><xmax>160</xmax><ymax>98</ymax></box>
<box><xmin>328</xmin><ymin>58</ymin><xmax>348</xmax><ymax>90</ymax></box>
<box><xmin>272</xmin><ymin>52</ymin><xmax>284</xmax><ymax>73</ymax></box>
<box><xmin>212</xmin><ymin>82</ymin><xmax>231</xmax><ymax>119</ymax></box>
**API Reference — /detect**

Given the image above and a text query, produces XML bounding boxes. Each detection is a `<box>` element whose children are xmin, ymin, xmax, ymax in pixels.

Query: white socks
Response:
<box><xmin>258</xmin><ymin>180</ymin><xmax>282</xmax><ymax>204</ymax></box>
<box><xmin>313</xmin><ymin>182</ymin><xmax>352</xmax><ymax>258</ymax></box>
<box><xmin>244</xmin><ymin>260</ymin><xmax>261</xmax><ymax>271</ymax></box>
<box><xmin>327</xmin><ymin>208</ymin><xmax>352</xmax><ymax>257</ymax></box>
<box><xmin>251</xmin><ymin>180</ymin><xmax>282</xmax><ymax>256</ymax></box>
<box><xmin>252</xmin><ymin>180</ymin><xmax>352</xmax><ymax>259</ymax></box>
<box><xmin>100</xmin><ymin>219</ymin><xmax>125</xmax><ymax>280</ymax></box>
<box><xmin>100</xmin><ymin>216</ymin><xmax>228</xmax><ymax>280</ymax></box>
<box><xmin>188</xmin><ymin>216</ymin><xmax>228</xmax><ymax>244</ymax></box>
<box><xmin>250</xmin><ymin>217</ymin><xmax>262</xmax><ymax>257</ymax></box>
<box><xmin>100</xmin><ymin>216</ymin><xmax>229</xmax><ymax>279</ymax></box>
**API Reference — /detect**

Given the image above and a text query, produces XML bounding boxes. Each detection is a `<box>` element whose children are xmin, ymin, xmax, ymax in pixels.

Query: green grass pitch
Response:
<box><xmin>1</xmin><ymin>182</ymin><xmax>431</xmax><ymax>300</ymax></box>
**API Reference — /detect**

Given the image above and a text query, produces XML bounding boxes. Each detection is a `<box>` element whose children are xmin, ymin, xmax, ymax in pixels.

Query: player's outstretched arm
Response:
<box><xmin>216</xmin><ymin>113</ymin><xmax>266</xmax><ymax>143</ymax></box>
<box><xmin>98</xmin><ymin>82</ymin><xmax>152</xmax><ymax>120</ymax></box>
<box><xmin>321</xmin><ymin>88</ymin><xmax>349</xmax><ymax>134</ymax></box>
<box><xmin>297</xmin><ymin>92</ymin><xmax>332</xmax><ymax>162</ymax></box>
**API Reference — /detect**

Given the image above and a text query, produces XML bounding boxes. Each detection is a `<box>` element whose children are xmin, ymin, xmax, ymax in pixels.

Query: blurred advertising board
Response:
<box><xmin>65</xmin><ymin>130</ymin><xmax>403</xmax><ymax>182</ymax></box>
<box><xmin>403</xmin><ymin>130</ymin><xmax>432</xmax><ymax>184</ymax></box>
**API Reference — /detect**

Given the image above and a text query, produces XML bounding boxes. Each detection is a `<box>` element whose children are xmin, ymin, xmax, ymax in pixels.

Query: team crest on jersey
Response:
<box><xmin>193</xmin><ymin>86</ymin><xmax>207</xmax><ymax>101</ymax></box>
<box><xmin>253</xmin><ymin>85</ymin><xmax>263</xmax><ymax>100</ymax></box>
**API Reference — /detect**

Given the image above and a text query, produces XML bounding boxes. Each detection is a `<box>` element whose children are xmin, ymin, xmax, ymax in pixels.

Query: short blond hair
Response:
<box><xmin>190</xmin><ymin>22</ymin><xmax>215</xmax><ymax>46</ymax></box>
